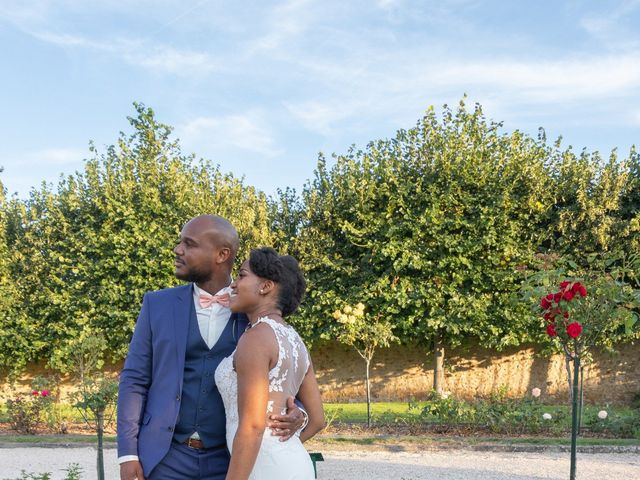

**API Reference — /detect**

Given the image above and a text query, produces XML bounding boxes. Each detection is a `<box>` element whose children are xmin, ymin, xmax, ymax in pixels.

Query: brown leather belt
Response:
<box><xmin>184</xmin><ymin>438</ymin><xmax>206</xmax><ymax>449</ymax></box>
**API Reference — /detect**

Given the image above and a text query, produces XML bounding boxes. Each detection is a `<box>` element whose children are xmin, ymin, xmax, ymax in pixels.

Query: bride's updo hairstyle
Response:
<box><xmin>248</xmin><ymin>247</ymin><xmax>306</xmax><ymax>317</ymax></box>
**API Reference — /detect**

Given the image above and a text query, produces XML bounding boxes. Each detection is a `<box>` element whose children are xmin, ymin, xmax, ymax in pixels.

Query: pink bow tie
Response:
<box><xmin>199</xmin><ymin>292</ymin><xmax>231</xmax><ymax>309</ymax></box>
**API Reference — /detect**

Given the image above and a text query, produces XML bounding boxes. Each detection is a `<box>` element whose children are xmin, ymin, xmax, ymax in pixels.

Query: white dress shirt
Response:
<box><xmin>193</xmin><ymin>284</ymin><xmax>232</xmax><ymax>348</ymax></box>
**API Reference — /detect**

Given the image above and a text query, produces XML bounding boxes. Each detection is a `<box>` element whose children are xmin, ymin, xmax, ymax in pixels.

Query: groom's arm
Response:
<box><xmin>117</xmin><ymin>293</ymin><xmax>153</xmax><ymax>461</ymax></box>
<box><xmin>267</xmin><ymin>396</ymin><xmax>306</xmax><ymax>441</ymax></box>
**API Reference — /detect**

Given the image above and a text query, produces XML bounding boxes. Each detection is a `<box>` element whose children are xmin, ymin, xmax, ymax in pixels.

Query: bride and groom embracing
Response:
<box><xmin>117</xmin><ymin>215</ymin><xmax>325</xmax><ymax>480</ymax></box>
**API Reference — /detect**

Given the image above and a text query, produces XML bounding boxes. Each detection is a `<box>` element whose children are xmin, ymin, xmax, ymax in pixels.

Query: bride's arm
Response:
<box><xmin>297</xmin><ymin>363</ymin><xmax>325</xmax><ymax>443</ymax></box>
<box><xmin>226</xmin><ymin>328</ymin><xmax>272</xmax><ymax>480</ymax></box>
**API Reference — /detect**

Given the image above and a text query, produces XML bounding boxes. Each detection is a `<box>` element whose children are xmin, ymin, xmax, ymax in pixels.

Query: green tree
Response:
<box><xmin>0</xmin><ymin>174</ymin><xmax>15</xmax><ymax>374</ymax></box>
<box><xmin>71</xmin><ymin>376</ymin><xmax>118</xmax><ymax>480</ymax></box>
<box><xmin>617</xmin><ymin>147</ymin><xmax>640</xmax><ymax>265</ymax></box>
<box><xmin>548</xmin><ymin>147</ymin><xmax>629</xmax><ymax>256</ymax></box>
<box><xmin>268</xmin><ymin>187</ymin><xmax>304</xmax><ymax>256</ymax></box>
<box><xmin>332</xmin><ymin>302</ymin><xmax>396</xmax><ymax>427</ymax></box>
<box><xmin>296</xmin><ymin>100</ymin><xmax>553</xmax><ymax>395</ymax></box>
<box><xmin>1</xmin><ymin>186</ymin><xmax>58</xmax><ymax>374</ymax></box>
<box><xmin>0</xmin><ymin>104</ymin><xmax>273</xmax><ymax>374</ymax></box>
<box><xmin>521</xmin><ymin>255</ymin><xmax>639</xmax><ymax>480</ymax></box>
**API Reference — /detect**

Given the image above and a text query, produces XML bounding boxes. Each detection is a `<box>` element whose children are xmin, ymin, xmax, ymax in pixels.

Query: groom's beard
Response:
<box><xmin>176</xmin><ymin>266</ymin><xmax>211</xmax><ymax>284</ymax></box>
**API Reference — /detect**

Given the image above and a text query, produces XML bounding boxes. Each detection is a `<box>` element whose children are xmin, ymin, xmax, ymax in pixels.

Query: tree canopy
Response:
<box><xmin>0</xmin><ymin>100</ymin><xmax>638</xmax><ymax>381</ymax></box>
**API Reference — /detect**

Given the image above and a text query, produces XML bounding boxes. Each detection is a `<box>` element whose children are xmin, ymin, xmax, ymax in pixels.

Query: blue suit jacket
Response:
<box><xmin>117</xmin><ymin>284</ymin><xmax>248</xmax><ymax>474</ymax></box>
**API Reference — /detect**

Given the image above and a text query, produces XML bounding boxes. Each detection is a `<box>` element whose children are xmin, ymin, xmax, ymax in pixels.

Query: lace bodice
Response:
<box><xmin>215</xmin><ymin>317</ymin><xmax>311</xmax><ymax>434</ymax></box>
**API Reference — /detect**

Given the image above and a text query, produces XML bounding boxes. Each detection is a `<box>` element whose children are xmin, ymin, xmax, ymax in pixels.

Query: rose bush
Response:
<box><xmin>539</xmin><ymin>280</ymin><xmax>588</xmax><ymax>345</ymax></box>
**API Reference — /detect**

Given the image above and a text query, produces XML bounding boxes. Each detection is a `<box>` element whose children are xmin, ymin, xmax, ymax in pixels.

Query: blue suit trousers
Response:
<box><xmin>148</xmin><ymin>441</ymin><xmax>230</xmax><ymax>480</ymax></box>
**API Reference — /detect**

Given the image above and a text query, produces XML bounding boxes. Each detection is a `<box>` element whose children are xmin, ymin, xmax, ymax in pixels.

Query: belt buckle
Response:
<box><xmin>186</xmin><ymin>438</ymin><xmax>199</xmax><ymax>449</ymax></box>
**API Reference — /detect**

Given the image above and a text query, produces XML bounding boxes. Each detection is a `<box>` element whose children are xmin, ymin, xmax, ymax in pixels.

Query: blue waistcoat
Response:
<box><xmin>173</xmin><ymin>302</ymin><xmax>241</xmax><ymax>448</ymax></box>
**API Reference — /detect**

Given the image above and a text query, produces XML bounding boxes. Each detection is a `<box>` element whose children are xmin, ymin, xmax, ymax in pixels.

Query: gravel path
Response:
<box><xmin>0</xmin><ymin>446</ymin><xmax>638</xmax><ymax>479</ymax></box>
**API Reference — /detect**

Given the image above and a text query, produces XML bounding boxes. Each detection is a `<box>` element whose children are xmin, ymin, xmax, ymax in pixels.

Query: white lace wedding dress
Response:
<box><xmin>215</xmin><ymin>317</ymin><xmax>315</xmax><ymax>479</ymax></box>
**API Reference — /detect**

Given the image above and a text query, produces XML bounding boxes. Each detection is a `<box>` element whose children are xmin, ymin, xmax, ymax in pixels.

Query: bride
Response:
<box><xmin>215</xmin><ymin>247</ymin><xmax>325</xmax><ymax>480</ymax></box>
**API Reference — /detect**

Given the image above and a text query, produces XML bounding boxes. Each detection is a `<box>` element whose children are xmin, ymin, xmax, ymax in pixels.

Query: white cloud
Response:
<box><xmin>432</xmin><ymin>55</ymin><xmax>640</xmax><ymax>102</ymax></box>
<box><xmin>246</xmin><ymin>0</ymin><xmax>314</xmax><ymax>54</ymax></box>
<box><xmin>283</xmin><ymin>50</ymin><xmax>640</xmax><ymax>137</ymax></box>
<box><xmin>284</xmin><ymin>100</ymin><xmax>357</xmax><ymax>136</ymax></box>
<box><xmin>31</xmin><ymin>31</ymin><xmax>217</xmax><ymax>76</ymax></box>
<box><xmin>5</xmin><ymin>147</ymin><xmax>87</xmax><ymax>167</ymax></box>
<box><xmin>124</xmin><ymin>45</ymin><xmax>217</xmax><ymax>75</ymax></box>
<box><xmin>29</xmin><ymin>30</ymin><xmax>101</xmax><ymax>48</ymax></box>
<box><xmin>579</xmin><ymin>0</ymin><xmax>640</xmax><ymax>51</ymax></box>
<box><xmin>376</xmin><ymin>0</ymin><xmax>401</xmax><ymax>8</ymax></box>
<box><xmin>2</xmin><ymin>4</ymin><xmax>218</xmax><ymax>76</ymax></box>
<box><xmin>178</xmin><ymin>112</ymin><xmax>282</xmax><ymax>158</ymax></box>
<box><xmin>0</xmin><ymin>147</ymin><xmax>87</xmax><ymax>197</ymax></box>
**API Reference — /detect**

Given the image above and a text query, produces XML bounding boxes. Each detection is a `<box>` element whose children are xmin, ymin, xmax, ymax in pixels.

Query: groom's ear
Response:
<box><xmin>215</xmin><ymin>246</ymin><xmax>232</xmax><ymax>264</ymax></box>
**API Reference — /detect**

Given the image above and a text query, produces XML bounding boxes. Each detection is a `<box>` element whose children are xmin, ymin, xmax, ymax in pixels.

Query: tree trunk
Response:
<box><xmin>365</xmin><ymin>358</ymin><xmax>372</xmax><ymax>428</ymax></box>
<box><xmin>577</xmin><ymin>365</ymin><xmax>584</xmax><ymax>434</ymax></box>
<box><xmin>97</xmin><ymin>410</ymin><xmax>105</xmax><ymax>480</ymax></box>
<box><xmin>565</xmin><ymin>354</ymin><xmax>573</xmax><ymax>402</ymax></box>
<box><xmin>433</xmin><ymin>330</ymin><xmax>445</xmax><ymax>396</ymax></box>
<box><xmin>570</xmin><ymin>355</ymin><xmax>580</xmax><ymax>480</ymax></box>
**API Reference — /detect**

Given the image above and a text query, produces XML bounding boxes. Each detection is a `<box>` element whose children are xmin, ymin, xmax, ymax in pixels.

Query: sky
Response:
<box><xmin>1</xmin><ymin>0</ymin><xmax>639</xmax><ymax>199</ymax></box>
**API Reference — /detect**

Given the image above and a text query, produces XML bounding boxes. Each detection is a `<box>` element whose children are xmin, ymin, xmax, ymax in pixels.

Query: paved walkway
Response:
<box><xmin>0</xmin><ymin>446</ymin><xmax>638</xmax><ymax>479</ymax></box>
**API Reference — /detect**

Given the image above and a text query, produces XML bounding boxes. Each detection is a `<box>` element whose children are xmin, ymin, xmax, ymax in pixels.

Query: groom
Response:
<box><xmin>117</xmin><ymin>215</ymin><xmax>304</xmax><ymax>480</ymax></box>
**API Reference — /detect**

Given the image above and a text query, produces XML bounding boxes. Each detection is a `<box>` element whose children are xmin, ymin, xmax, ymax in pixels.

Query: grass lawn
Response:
<box><xmin>0</xmin><ymin>434</ymin><xmax>117</xmax><ymax>444</ymax></box>
<box><xmin>324</xmin><ymin>401</ymin><xmax>636</xmax><ymax>423</ymax></box>
<box><xmin>1</xmin><ymin>401</ymin><xmax>637</xmax><ymax>445</ymax></box>
<box><xmin>324</xmin><ymin>402</ymin><xmax>424</xmax><ymax>422</ymax></box>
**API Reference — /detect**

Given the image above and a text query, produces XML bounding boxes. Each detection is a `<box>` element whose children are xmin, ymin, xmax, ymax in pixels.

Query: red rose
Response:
<box><xmin>541</xmin><ymin>297</ymin><xmax>551</xmax><ymax>310</ymax></box>
<box><xmin>571</xmin><ymin>282</ymin><xmax>581</xmax><ymax>293</ymax></box>
<box><xmin>578</xmin><ymin>285</ymin><xmax>587</xmax><ymax>297</ymax></box>
<box><xmin>32</xmin><ymin>390</ymin><xmax>39</xmax><ymax>396</ymax></box>
<box><xmin>544</xmin><ymin>308</ymin><xmax>563</xmax><ymax>321</ymax></box>
<box><xmin>546</xmin><ymin>323</ymin><xmax>557</xmax><ymax>337</ymax></box>
<box><xmin>553</xmin><ymin>292</ymin><xmax>562</xmax><ymax>303</ymax></box>
<box><xmin>41</xmin><ymin>390</ymin><xmax>49</xmax><ymax>397</ymax></box>
<box><xmin>566</xmin><ymin>322</ymin><xmax>582</xmax><ymax>338</ymax></box>
<box><xmin>563</xmin><ymin>290</ymin><xmax>574</xmax><ymax>301</ymax></box>
<box><xmin>560</xmin><ymin>280</ymin><xmax>571</xmax><ymax>290</ymax></box>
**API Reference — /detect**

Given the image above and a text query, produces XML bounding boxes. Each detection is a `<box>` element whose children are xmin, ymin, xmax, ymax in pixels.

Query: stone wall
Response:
<box><xmin>311</xmin><ymin>341</ymin><xmax>639</xmax><ymax>404</ymax></box>
<box><xmin>2</xmin><ymin>343</ymin><xmax>638</xmax><ymax>405</ymax></box>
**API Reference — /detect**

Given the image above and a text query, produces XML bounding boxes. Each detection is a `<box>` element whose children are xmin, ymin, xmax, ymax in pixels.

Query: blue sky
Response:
<box><xmin>1</xmin><ymin>0</ymin><xmax>639</xmax><ymax>199</ymax></box>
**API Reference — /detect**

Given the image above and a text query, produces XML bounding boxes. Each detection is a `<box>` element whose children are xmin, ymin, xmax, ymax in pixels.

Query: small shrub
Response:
<box><xmin>43</xmin><ymin>403</ymin><xmax>73</xmax><ymax>434</ymax></box>
<box><xmin>418</xmin><ymin>389</ymin><xmax>576</xmax><ymax>435</ymax></box>
<box><xmin>6</xmin><ymin>394</ymin><xmax>46</xmax><ymax>434</ymax></box>
<box><xmin>62</xmin><ymin>464</ymin><xmax>82</xmax><ymax>480</ymax></box>
<box><xmin>30</xmin><ymin>376</ymin><xmax>70</xmax><ymax>434</ymax></box>
<box><xmin>5</xmin><ymin>376</ymin><xmax>66</xmax><ymax>435</ymax></box>
<box><xmin>2</xmin><ymin>464</ymin><xmax>82</xmax><ymax>480</ymax></box>
<box><xmin>3</xmin><ymin>471</ymin><xmax>51</xmax><ymax>480</ymax></box>
<box><xmin>479</xmin><ymin>396</ymin><xmax>549</xmax><ymax>434</ymax></box>
<box><xmin>584</xmin><ymin>409</ymin><xmax>640</xmax><ymax>438</ymax></box>
<box><xmin>321</xmin><ymin>406</ymin><xmax>343</xmax><ymax>433</ymax></box>
<box><xmin>421</xmin><ymin>396</ymin><xmax>476</xmax><ymax>424</ymax></box>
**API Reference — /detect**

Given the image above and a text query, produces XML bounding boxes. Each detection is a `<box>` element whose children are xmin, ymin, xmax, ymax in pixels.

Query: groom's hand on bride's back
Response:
<box><xmin>120</xmin><ymin>460</ymin><xmax>145</xmax><ymax>480</ymax></box>
<box><xmin>267</xmin><ymin>396</ymin><xmax>305</xmax><ymax>441</ymax></box>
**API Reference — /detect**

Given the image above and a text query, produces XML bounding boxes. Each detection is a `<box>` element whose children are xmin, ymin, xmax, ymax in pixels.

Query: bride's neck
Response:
<box><xmin>247</xmin><ymin>302</ymin><xmax>282</xmax><ymax>324</ymax></box>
